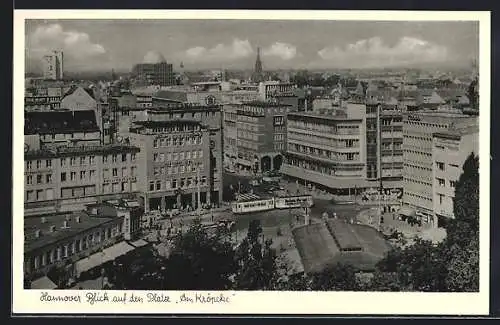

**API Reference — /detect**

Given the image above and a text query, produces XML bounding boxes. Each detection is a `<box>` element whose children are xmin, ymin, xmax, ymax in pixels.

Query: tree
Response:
<box><xmin>309</xmin><ymin>263</ymin><xmax>360</xmax><ymax>291</ymax></box>
<box><xmin>467</xmin><ymin>78</ymin><xmax>479</xmax><ymax>110</ymax></box>
<box><xmin>233</xmin><ymin>220</ymin><xmax>279</xmax><ymax>290</ymax></box>
<box><xmin>163</xmin><ymin>218</ymin><xmax>237</xmax><ymax>290</ymax></box>
<box><xmin>445</xmin><ymin>153</ymin><xmax>479</xmax><ymax>248</ymax></box>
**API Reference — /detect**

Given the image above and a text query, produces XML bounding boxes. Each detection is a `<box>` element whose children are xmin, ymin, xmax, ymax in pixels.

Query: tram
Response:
<box><xmin>231</xmin><ymin>193</ymin><xmax>314</xmax><ymax>214</ymax></box>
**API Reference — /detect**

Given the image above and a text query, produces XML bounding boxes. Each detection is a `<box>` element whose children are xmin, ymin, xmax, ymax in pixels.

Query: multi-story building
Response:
<box><xmin>42</xmin><ymin>50</ymin><xmax>64</xmax><ymax>80</ymax></box>
<box><xmin>402</xmin><ymin>111</ymin><xmax>478</xmax><ymax>224</ymax></box>
<box><xmin>258</xmin><ymin>81</ymin><xmax>295</xmax><ymax>101</ymax></box>
<box><xmin>365</xmin><ymin>102</ymin><xmax>404</xmax><ymax>182</ymax></box>
<box><xmin>282</xmin><ymin>103</ymin><xmax>369</xmax><ymax>195</ymax></box>
<box><xmin>24</xmin><ymin>86</ymin><xmax>67</xmax><ymax>111</ymax></box>
<box><xmin>432</xmin><ymin>122</ymin><xmax>479</xmax><ymax>227</ymax></box>
<box><xmin>224</xmin><ymin>101</ymin><xmax>290</xmax><ymax>174</ymax></box>
<box><xmin>24</xmin><ymin>210</ymin><xmax>125</xmax><ymax>286</ymax></box>
<box><xmin>24</xmin><ymin>144</ymin><xmax>140</xmax><ymax>216</ymax></box>
<box><xmin>132</xmin><ymin>52</ymin><xmax>175</xmax><ymax>87</ymax></box>
<box><xmin>129</xmin><ymin>120</ymin><xmax>212</xmax><ymax>212</ymax></box>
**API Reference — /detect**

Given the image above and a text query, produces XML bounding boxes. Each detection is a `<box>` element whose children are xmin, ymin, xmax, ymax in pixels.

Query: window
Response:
<box><xmin>172</xmin><ymin>179</ymin><xmax>177</xmax><ymax>188</ymax></box>
<box><xmin>173</xmin><ymin>153</ymin><xmax>178</xmax><ymax>161</ymax></box>
<box><xmin>112</xmin><ymin>168</ymin><xmax>118</xmax><ymax>177</ymax></box>
<box><xmin>153</xmin><ymin>139</ymin><xmax>158</xmax><ymax>148</ymax></box>
<box><xmin>438</xmin><ymin>194</ymin><xmax>444</xmax><ymax>205</ymax></box>
<box><xmin>450</xmin><ymin>180</ymin><xmax>457</xmax><ymax>188</ymax></box>
<box><xmin>159</xmin><ymin>153</ymin><xmax>165</xmax><ymax>162</ymax></box>
<box><xmin>61</xmin><ymin>172</ymin><xmax>66</xmax><ymax>182</ymax></box>
<box><xmin>27</xmin><ymin>190</ymin><xmax>34</xmax><ymax>201</ymax></box>
<box><xmin>70</xmin><ymin>171</ymin><xmax>76</xmax><ymax>181</ymax></box>
<box><xmin>121</xmin><ymin>167</ymin><xmax>128</xmax><ymax>177</ymax></box>
<box><xmin>80</xmin><ymin>156</ymin><xmax>86</xmax><ymax>165</ymax></box>
<box><xmin>199</xmin><ymin>150</ymin><xmax>203</xmax><ymax>158</ymax></box>
<box><xmin>437</xmin><ymin>178</ymin><xmax>445</xmax><ymax>187</ymax></box>
<box><xmin>180</xmin><ymin>166</ymin><xmax>185</xmax><ymax>173</ymax></box>
<box><xmin>103</xmin><ymin>155</ymin><xmax>108</xmax><ymax>163</ymax></box>
<box><xmin>60</xmin><ymin>158</ymin><xmax>66</xmax><ymax>167</ymax></box>
<box><xmin>153</xmin><ymin>153</ymin><xmax>158</xmax><ymax>162</ymax></box>
<box><xmin>80</xmin><ymin>171</ymin><xmax>86</xmax><ymax>180</ymax></box>
<box><xmin>180</xmin><ymin>178</ymin><xmax>185</xmax><ymax>188</ymax></box>
<box><xmin>36</xmin><ymin>160</ymin><xmax>42</xmax><ymax>169</ymax></box>
<box><xmin>89</xmin><ymin>156</ymin><xmax>95</xmax><ymax>164</ymax></box>
<box><xmin>90</xmin><ymin>170</ymin><xmax>96</xmax><ymax>180</ymax></box>
<box><xmin>26</xmin><ymin>161</ymin><xmax>32</xmax><ymax>170</ymax></box>
<box><xmin>70</xmin><ymin>157</ymin><xmax>76</xmax><ymax>166</ymax></box>
<box><xmin>131</xmin><ymin>166</ymin><xmax>137</xmax><ymax>177</ymax></box>
<box><xmin>112</xmin><ymin>182</ymin><xmax>119</xmax><ymax>193</ymax></box>
<box><xmin>122</xmin><ymin>182</ymin><xmax>129</xmax><ymax>192</ymax></box>
<box><xmin>149</xmin><ymin>181</ymin><xmax>155</xmax><ymax>191</ymax></box>
<box><xmin>103</xmin><ymin>183</ymin><xmax>110</xmax><ymax>193</ymax></box>
<box><xmin>167</xmin><ymin>153</ymin><xmax>172</xmax><ymax>161</ymax></box>
<box><xmin>436</xmin><ymin>162</ymin><xmax>445</xmax><ymax>171</ymax></box>
<box><xmin>26</xmin><ymin>175</ymin><xmax>33</xmax><ymax>185</ymax></box>
<box><xmin>131</xmin><ymin>153</ymin><xmax>136</xmax><ymax>161</ymax></box>
<box><xmin>36</xmin><ymin>174</ymin><xmax>42</xmax><ymax>184</ymax></box>
<box><xmin>155</xmin><ymin>181</ymin><xmax>161</xmax><ymax>190</ymax></box>
<box><xmin>131</xmin><ymin>181</ymin><xmax>137</xmax><ymax>192</ymax></box>
<box><xmin>121</xmin><ymin>154</ymin><xmax>127</xmax><ymax>162</ymax></box>
<box><xmin>46</xmin><ymin>174</ymin><xmax>52</xmax><ymax>183</ymax></box>
<box><xmin>46</xmin><ymin>159</ymin><xmax>52</xmax><ymax>168</ymax></box>
<box><xmin>36</xmin><ymin>189</ymin><xmax>43</xmax><ymax>201</ymax></box>
<box><xmin>112</xmin><ymin>154</ymin><xmax>117</xmax><ymax>163</ymax></box>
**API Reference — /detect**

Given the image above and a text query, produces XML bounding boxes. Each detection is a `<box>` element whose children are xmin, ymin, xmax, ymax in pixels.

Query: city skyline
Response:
<box><xmin>25</xmin><ymin>19</ymin><xmax>479</xmax><ymax>73</ymax></box>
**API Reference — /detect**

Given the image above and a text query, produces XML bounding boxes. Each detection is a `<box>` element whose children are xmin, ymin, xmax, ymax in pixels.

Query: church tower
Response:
<box><xmin>252</xmin><ymin>47</ymin><xmax>264</xmax><ymax>83</ymax></box>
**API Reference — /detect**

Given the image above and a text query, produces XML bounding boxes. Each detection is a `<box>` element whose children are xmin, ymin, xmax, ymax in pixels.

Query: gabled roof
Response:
<box><xmin>63</xmin><ymin>86</ymin><xmax>96</xmax><ymax>100</ymax></box>
<box><xmin>292</xmin><ymin>219</ymin><xmax>391</xmax><ymax>274</ymax></box>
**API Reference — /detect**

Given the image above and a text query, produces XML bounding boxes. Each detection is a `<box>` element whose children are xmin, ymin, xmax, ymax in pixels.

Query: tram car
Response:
<box><xmin>231</xmin><ymin>193</ymin><xmax>275</xmax><ymax>214</ymax></box>
<box><xmin>274</xmin><ymin>195</ymin><xmax>314</xmax><ymax>209</ymax></box>
<box><xmin>231</xmin><ymin>193</ymin><xmax>314</xmax><ymax>214</ymax></box>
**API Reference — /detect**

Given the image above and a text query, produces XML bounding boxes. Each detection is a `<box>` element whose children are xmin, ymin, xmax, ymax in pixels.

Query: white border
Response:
<box><xmin>13</xmin><ymin>10</ymin><xmax>491</xmax><ymax>315</ymax></box>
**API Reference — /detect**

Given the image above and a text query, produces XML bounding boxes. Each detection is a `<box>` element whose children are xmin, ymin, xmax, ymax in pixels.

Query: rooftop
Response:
<box><xmin>25</xmin><ymin>110</ymin><xmax>100</xmax><ymax>135</ymax></box>
<box><xmin>24</xmin><ymin>144</ymin><xmax>140</xmax><ymax>160</ymax></box>
<box><xmin>130</xmin><ymin>119</ymin><xmax>206</xmax><ymax>131</ymax></box>
<box><xmin>292</xmin><ymin>219</ymin><xmax>392</xmax><ymax>274</ymax></box>
<box><xmin>24</xmin><ymin>211</ymin><xmax>122</xmax><ymax>253</ymax></box>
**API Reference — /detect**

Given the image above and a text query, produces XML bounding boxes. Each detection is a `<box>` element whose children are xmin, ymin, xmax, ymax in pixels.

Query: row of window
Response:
<box><xmin>153</xmin><ymin>164</ymin><xmax>204</xmax><ymax>176</ymax></box>
<box><xmin>29</xmin><ymin>225</ymin><xmax>120</xmax><ymax>271</ymax></box>
<box><xmin>289</xmin><ymin>131</ymin><xmax>361</xmax><ymax>148</ymax></box>
<box><xmin>102</xmin><ymin>167</ymin><xmax>137</xmax><ymax>179</ymax></box>
<box><xmin>153</xmin><ymin>150</ymin><xmax>203</xmax><ymax>162</ymax></box>
<box><xmin>288</xmin><ymin>145</ymin><xmax>360</xmax><ymax>162</ymax></box>
<box><xmin>60</xmin><ymin>170</ymin><xmax>98</xmax><ymax>182</ymax></box>
<box><xmin>148</xmin><ymin>176</ymin><xmax>208</xmax><ymax>192</ymax></box>
<box><xmin>404</xmin><ymin>190</ymin><xmax>433</xmax><ymax>202</ymax></box>
<box><xmin>26</xmin><ymin>173</ymin><xmax>52</xmax><ymax>185</ymax></box>
<box><xmin>153</xmin><ymin>135</ymin><xmax>203</xmax><ymax>148</ymax></box>
<box><xmin>288</xmin><ymin>120</ymin><xmax>360</xmax><ymax>135</ymax></box>
<box><xmin>436</xmin><ymin>178</ymin><xmax>457</xmax><ymax>188</ymax></box>
<box><xmin>102</xmin><ymin>181</ymin><xmax>138</xmax><ymax>194</ymax></box>
<box><xmin>25</xmin><ymin>153</ymin><xmax>137</xmax><ymax>170</ymax></box>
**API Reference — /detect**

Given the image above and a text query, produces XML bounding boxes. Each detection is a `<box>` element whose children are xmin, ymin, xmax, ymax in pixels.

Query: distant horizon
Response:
<box><xmin>25</xmin><ymin>19</ymin><xmax>479</xmax><ymax>74</ymax></box>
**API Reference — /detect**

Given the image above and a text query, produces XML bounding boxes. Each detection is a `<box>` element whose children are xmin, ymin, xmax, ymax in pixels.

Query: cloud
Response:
<box><xmin>262</xmin><ymin>42</ymin><xmax>297</xmax><ymax>60</ymax></box>
<box><xmin>184</xmin><ymin>38</ymin><xmax>253</xmax><ymax>62</ymax></box>
<box><xmin>317</xmin><ymin>36</ymin><xmax>449</xmax><ymax>68</ymax></box>
<box><xmin>27</xmin><ymin>24</ymin><xmax>106</xmax><ymax>60</ymax></box>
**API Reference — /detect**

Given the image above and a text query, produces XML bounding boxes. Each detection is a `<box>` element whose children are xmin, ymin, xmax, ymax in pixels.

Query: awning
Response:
<box><xmin>129</xmin><ymin>239</ymin><xmax>149</xmax><ymax>248</ymax></box>
<box><xmin>74</xmin><ymin>241</ymin><xmax>136</xmax><ymax>277</ymax></box>
<box><xmin>102</xmin><ymin>241</ymin><xmax>135</xmax><ymax>261</ymax></box>
<box><xmin>398</xmin><ymin>206</ymin><xmax>416</xmax><ymax>217</ymax></box>
<box><xmin>31</xmin><ymin>276</ymin><xmax>57</xmax><ymax>289</ymax></box>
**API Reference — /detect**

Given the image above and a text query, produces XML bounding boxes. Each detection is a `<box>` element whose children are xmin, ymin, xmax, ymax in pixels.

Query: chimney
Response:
<box><xmin>76</xmin><ymin>216</ymin><xmax>81</xmax><ymax>223</ymax></box>
<box><xmin>35</xmin><ymin>229</ymin><xmax>41</xmax><ymax>238</ymax></box>
<box><xmin>41</xmin><ymin>217</ymin><xmax>47</xmax><ymax>224</ymax></box>
<box><xmin>62</xmin><ymin>220</ymin><xmax>69</xmax><ymax>228</ymax></box>
<box><xmin>50</xmin><ymin>225</ymin><xmax>56</xmax><ymax>232</ymax></box>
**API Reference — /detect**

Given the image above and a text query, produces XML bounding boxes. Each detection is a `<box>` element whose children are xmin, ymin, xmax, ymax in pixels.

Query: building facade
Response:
<box><xmin>24</xmin><ymin>210</ymin><xmax>125</xmax><ymax>284</ymax></box>
<box><xmin>24</xmin><ymin>86</ymin><xmax>67</xmax><ymax>111</ymax></box>
<box><xmin>132</xmin><ymin>62</ymin><xmax>175</xmax><ymax>87</ymax></box>
<box><xmin>42</xmin><ymin>51</ymin><xmax>64</xmax><ymax>80</ymax></box>
<box><xmin>24</xmin><ymin>145</ymin><xmax>141</xmax><ymax>216</ymax></box>
<box><xmin>402</xmin><ymin>111</ymin><xmax>478</xmax><ymax>223</ymax></box>
<box><xmin>224</xmin><ymin>101</ymin><xmax>290</xmax><ymax>174</ymax></box>
<box><xmin>129</xmin><ymin>120</ymin><xmax>212</xmax><ymax>212</ymax></box>
<box><xmin>282</xmin><ymin>104</ymin><xmax>370</xmax><ymax>195</ymax></box>
<box><xmin>432</xmin><ymin>124</ymin><xmax>479</xmax><ymax>226</ymax></box>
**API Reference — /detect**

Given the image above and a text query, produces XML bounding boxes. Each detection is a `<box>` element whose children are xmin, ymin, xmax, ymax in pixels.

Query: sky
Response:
<box><xmin>24</xmin><ymin>19</ymin><xmax>480</xmax><ymax>73</ymax></box>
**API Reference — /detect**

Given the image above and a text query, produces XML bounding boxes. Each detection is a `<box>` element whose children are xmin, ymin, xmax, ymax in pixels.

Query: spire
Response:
<box><xmin>254</xmin><ymin>47</ymin><xmax>262</xmax><ymax>74</ymax></box>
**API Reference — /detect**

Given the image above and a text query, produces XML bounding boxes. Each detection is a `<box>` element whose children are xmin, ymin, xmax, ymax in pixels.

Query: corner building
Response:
<box><xmin>402</xmin><ymin>111</ymin><xmax>478</xmax><ymax>224</ymax></box>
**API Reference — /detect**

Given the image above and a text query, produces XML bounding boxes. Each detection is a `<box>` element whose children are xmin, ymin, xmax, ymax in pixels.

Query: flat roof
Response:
<box><xmin>24</xmin><ymin>211</ymin><xmax>122</xmax><ymax>253</ymax></box>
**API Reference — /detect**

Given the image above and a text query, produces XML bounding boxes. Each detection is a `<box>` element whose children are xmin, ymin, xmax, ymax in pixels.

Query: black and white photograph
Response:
<box><xmin>13</xmin><ymin>10</ymin><xmax>490</xmax><ymax>315</ymax></box>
